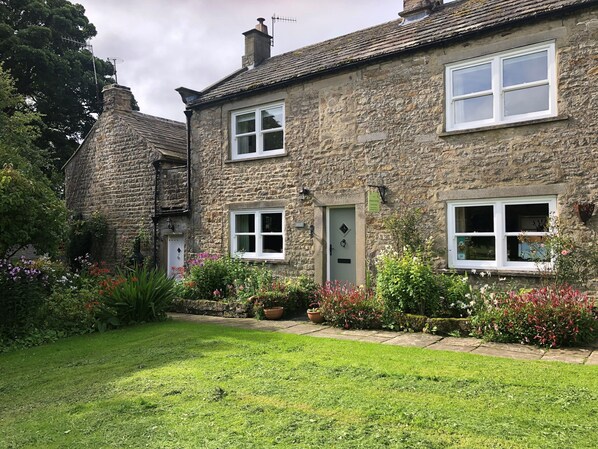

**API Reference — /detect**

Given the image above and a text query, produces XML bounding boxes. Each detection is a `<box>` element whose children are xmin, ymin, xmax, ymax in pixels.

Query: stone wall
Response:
<box><xmin>189</xmin><ymin>9</ymin><xmax>597</xmax><ymax>283</ymax></box>
<box><xmin>65</xmin><ymin>113</ymin><xmax>158</xmax><ymax>264</ymax></box>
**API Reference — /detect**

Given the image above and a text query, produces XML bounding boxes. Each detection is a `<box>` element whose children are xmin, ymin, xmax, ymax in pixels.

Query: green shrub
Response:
<box><xmin>0</xmin><ymin>258</ymin><xmax>50</xmax><ymax>337</ymax></box>
<box><xmin>251</xmin><ymin>290</ymin><xmax>288</xmax><ymax>319</ymax></box>
<box><xmin>376</xmin><ymin>247</ymin><xmax>441</xmax><ymax>316</ymax></box>
<box><xmin>438</xmin><ymin>273</ymin><xmax>472</xmax><ymax>318</ymax></box>
<box><xmin>471</xmin><ymin>285</ymin><xmax>597</xmax><ymax>347</ymax></box>
<box><xmin>317</xmin><ymin>282</ymin><xmax>382</xmax><ymax>329</ymax></box>
<box><xmin>100</xmin><ymin>266</ymin><xmax>175</xmax><ymax>325</ymax></box>
<box><xmin>42</xmin><ymin>287</ymin><xmax>97</xmax><ymax>335</ymax></box>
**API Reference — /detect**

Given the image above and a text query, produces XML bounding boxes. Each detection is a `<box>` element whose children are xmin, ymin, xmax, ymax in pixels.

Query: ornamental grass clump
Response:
<box><xmin>317</xmin><ymin>281</ymin><xmax>382</xmax><ymax>329</ymax></box>
<box><xmin>100</xmin><ymin>266</ymin><xmax>175</xmax><ymax>325</ymax></box>
<box><xmin>471</xmin><ymin>285</ymin><xmax>597</xmax><ymax>348</ymax></box>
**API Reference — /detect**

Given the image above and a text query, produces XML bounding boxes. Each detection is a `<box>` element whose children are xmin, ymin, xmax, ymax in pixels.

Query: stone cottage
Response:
<box><xmin>176</xmin><ymin>0</ymin><xmax>597</xmax><ymax>285</ymax></box>
<box><xmin>64</xmin><ymin>85</ymin><xmax>189</xmax><ymax>276</ymax></box>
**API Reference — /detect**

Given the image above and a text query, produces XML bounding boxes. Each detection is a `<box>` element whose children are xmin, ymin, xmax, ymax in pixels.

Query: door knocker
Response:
<box><xmin>340</xmin><ymin>239</ymin><xmax>347</xmax><ymax>248</ymax></box>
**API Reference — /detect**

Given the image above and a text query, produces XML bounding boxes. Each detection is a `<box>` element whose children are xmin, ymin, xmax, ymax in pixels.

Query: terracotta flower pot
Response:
<box><xmin>263</xmin><ymin>307</ymin><xmax>284</xmax><ymax>320</ymax></box>
<box><xmin>307</xmin><ymin>310</ymin><xmax>324</xmax><ymax>324</ymax></box>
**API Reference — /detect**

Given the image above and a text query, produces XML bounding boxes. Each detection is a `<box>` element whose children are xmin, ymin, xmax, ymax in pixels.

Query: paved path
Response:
<box><xmin>169</xmin><ymin>313</ymin><xmax>598</xmax><ymax>365</ymax></box>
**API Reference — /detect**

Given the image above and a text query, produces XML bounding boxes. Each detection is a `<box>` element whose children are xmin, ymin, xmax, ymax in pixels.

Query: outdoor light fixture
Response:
<box><xmin>573</xmin><ymin>202</ymin><xmax>595</xmax><ymax>225</ymax></box>
<box><xmin>298</xmin><ymin>186</ymin><xmax>310</xmax><ymax>201</ymax></box>
<box><xmin>368</xmin><ymin>184</ymin><xmax>388</xmax><ymax>204</ymax></box>
<box><xmin>167</xmin><ymin>218</ymin><xmax>175</xmax><ymax>231</ymax></box>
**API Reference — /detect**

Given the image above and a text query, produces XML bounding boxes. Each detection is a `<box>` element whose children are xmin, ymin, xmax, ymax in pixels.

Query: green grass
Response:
<box><xmin>0</xmin><ymin>321</ymin><xmax>597</xmax><ymax>448</ymax></box>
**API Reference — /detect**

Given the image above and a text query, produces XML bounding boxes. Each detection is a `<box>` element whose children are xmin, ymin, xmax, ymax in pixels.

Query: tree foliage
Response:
<box><xmin>0</xmin><ymin>0</ymin><xmax>115</xmax><ymax>175</ymax></box>
<box><xmin>0</xmin><ymin>64</ymin><xmax>67</xmax><ymax>258</ymax></box>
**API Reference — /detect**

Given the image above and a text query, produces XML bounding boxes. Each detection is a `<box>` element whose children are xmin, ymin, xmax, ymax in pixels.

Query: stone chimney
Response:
<box><xmin>242</xmin><ymin>18</ymin><xmax>272</xmax><ymax>68</ymax></box>
<box><xmin>102</xmin><ymin>84</ymin><xmax>134</xmax><ymax>112</ymax></box>
<box><xmin>400</xmin><ymin>0</ymin><xmax>442</xmax><ymax>21</ymax></box>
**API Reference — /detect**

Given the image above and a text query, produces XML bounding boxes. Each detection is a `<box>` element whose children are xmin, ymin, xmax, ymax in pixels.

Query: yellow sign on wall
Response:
<box><xmin>368</xmin><ymin>191</ymin><xmax>381</xmax><ymax>213</ymax></box>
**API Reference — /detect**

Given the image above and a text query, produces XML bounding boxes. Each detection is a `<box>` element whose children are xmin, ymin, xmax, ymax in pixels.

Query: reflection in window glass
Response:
<box><xmin>262</xmin><ymin>213</ymin><xmax>282</xmax><ymax>233</ymax></box>
<box><xmin>263</xmin><ymin>131</ymin><xmax>284</xmax><ymax>151</ymax></box>
<box><xmin>455</xmin><ymin>206</ymin><xmax>494</xmax><ymax>233</ymax></box>
<box><xmin>263</xmin><ymin>235</ymin><xmax>283</xmax><ymax>253</ymax></box>
<box><xmin>454</xmin><ymin>95</ymin><xmax>493</xmax><ymax>124</ymax></box>
<box><xmin>453</xmin><ymin>63</ymin><xmax>492</xmax><ymax>96</ymax></box>
<box><xmin>504</xmin><ymin>85</ymin><xmax>550</xmax><ymax>117</ymax></box>
<box><xmin>503</xmin><ymin>51</ymin><xmax>548</xmax><ymax>87</ymax></box>
<box><xmin>237</xmin><ymin>235</ymin><xmax>256</xmax><ymax>253</ymax></box>
<box><xmin>235</xmin><ymin>214</ymin><xmax>255</xmax><ymax>233</ymax></box>
<box><xmin>236</xmin><ymin>112</ymin><xmax>255</xmax><ymax>134</ymax></box>
<box><xmin>237</xmin><ymin>135</ymin><xmax>256</xmax><ymax>154</ymax></box>
<box><xmin>261</xmin><ymin>107</ymin><xmax>283</xmax><ymax>130</ymax></box>
<box><xmin>505</xmin><ymin>204</ymin><xmax>549</xmax><ymax>232</ymax></box>
<box><xmin>456</xmin><ymin>236</ymin><xmax>496</xmax><ymax>261</ymax></box>
<box><xmin>507</xmin><ymin>236</ymin><xmax>549</xmax><ymax>262</ymax></box>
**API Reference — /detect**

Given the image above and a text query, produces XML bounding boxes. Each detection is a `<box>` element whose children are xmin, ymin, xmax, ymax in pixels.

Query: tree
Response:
<box><xmin>0</xmin><ymin>64</ymin><xmax>67</xmax><ymax>258</ymax></box>
<box><xmin>0</xmin><ymin>0</ymin><xmax>115</xmax><ymax>177</ymax></box>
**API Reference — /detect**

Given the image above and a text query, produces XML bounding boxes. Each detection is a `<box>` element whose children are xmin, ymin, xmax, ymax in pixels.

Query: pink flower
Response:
<box><xmin>561</xmin><ymin>250</ymin><xmax>571</xmax><ymax>256</ymax></box>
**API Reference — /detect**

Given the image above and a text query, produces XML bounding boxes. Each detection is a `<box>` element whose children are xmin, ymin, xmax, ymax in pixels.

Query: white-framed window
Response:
<box><xmin>445</xmin><ymin>42</ymin><xmax>557</xmax><ymax>131</ymax></box>
<box><xmin>447</xmin><ymin>196</ymin><xmax>557</xmax><ymax>271</ymax></box>
<box><xmin>231</xmin><ymin>102</ymin><xmax>285</xmax><ymax>160</ymax></box>
<box><xmin>230</xmin><ymin>209</ymin><xmax>285</xmax><ymax>260</ymax></box>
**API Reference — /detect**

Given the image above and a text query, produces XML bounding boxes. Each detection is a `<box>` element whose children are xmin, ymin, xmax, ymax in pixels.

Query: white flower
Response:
<box><xmin>499</xmin><ymin>277</ymin><xmax>507</xmax><ymax>282</ymax></box>
<box><xmin>471</xmin><ymin>269</ymin><xmax>477</xmax><ymax>275</ymax></box>
<box><xmin>480</xmin><ymin>272</ymin><xmax>486</xmax><ymax>278</ymax></box>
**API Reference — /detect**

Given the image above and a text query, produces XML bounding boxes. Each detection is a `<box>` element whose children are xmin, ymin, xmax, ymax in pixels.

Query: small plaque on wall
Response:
<box><xmin>368</xmin><ymin>191</ymin><xmax>381</xmax><ymax>213</ymax></box>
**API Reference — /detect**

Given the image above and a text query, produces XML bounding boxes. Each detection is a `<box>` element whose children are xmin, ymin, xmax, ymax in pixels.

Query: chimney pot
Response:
<box><xmin>400</xmin><ymin>0</ymin><xmax>442</xmax><ymax>21</ymax></box>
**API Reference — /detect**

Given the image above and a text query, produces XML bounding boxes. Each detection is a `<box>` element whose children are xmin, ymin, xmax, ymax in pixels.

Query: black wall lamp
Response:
<box><xmin>368</xmin><ymin>184</ymin><xmax>388</xmax><ymax>204</ymax></box>
<box><xmin>299</xmin><ymin>186</ymin><xmax>311</xmax><ymax>201</ymax></box>
<box><xmin>167</xmin><ymin>218</ymin><xmax>175</xmax><ymax>231</ymax></box>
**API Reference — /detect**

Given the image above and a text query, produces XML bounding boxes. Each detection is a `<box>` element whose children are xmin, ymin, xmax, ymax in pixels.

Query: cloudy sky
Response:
<box><xmin>75</xmin><ymin>0</ymin><xmax>415</xmax><ymax>122</ymax></box>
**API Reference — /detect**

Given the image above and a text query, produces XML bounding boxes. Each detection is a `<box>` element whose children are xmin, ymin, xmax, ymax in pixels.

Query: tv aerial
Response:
<box><xmin>107</xmin><ymin>57</ymin><xmax>124</xmax><ymax>84</ymax></box>
<box><xmin>271</xmin><ymin>14</ymin><xmax>297</xmax><ymax>47</ymax></box>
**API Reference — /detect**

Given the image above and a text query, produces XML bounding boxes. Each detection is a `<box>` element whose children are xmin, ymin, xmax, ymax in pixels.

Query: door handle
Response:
<box><xmin>329</xmin><ymin>244</ymin><xmax>333</xmax><ymax>256</ymax></box>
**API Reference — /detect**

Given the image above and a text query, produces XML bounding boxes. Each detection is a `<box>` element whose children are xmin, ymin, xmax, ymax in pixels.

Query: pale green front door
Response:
<box><xmin>327</xmin><ymin>207</ymin><xmax>356</xmax><ymax>284</ymax></box>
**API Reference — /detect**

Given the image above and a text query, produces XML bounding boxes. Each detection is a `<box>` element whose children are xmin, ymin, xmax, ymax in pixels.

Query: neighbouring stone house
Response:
<box><xmin>64</xmin><ymin>85</ymin><xmax>189</xmax><ymax>275</ymax></box>
<box><xmin>176</xmin><ymin>0</ymin><xmax>597</xmax><ymax>286</ymax></box>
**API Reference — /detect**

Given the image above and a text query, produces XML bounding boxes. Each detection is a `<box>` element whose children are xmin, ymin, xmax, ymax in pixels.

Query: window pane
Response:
<box><xmin>505</xmin><ymin>204</ymin><xmax>549</xmax><ymax>232</ymax></box>
<box><xmin>504</xmin><ymin>85</ymin><xmax>549</xmax><ymax>117</ymax></box>
<box><xmin>237</xmin><ymin>135</ymin><xmax>256</xmax><ymax>154</ymax></box>
<box><xmin>235</xmin><ymin>112</ymin><xmax>255</xmax><ymax>134</ymax></box>
<box><xmin>454</xmin><ymin>95</ymin><xmax>493</xmax><ymax>124</ymax></box>
<box><xmin>261</xmin><ymin>213</ymin><xmax>282</xmax><ymax>233</ymax></box>
<box><xmin>508</xmin><ymin>236</ymin><xmax>549</xmax><ymax>262</ymax></box>
<box><xmin>456</xmin><ymin>236</ymin><xmax>496</xmax><ymax>261</ymax></box>
<box><xmin>262</xmin><ymin>235</ymin><xmax>283</xmax><ymax>254</ymax></box>
<box><xmin>237</xmin><ymin>235</ymin><xmax>256</xmax><ymax>253</ymax></box>
<box><xmin>261</xmin><ymin>106</ymin><xmax>283</xmax><ymax>130</ymax></box>
<box><xmin>503</xmin><ymin>51</ymin><xmax>548</xmax><ymax>87</ymax></box>
<box><xmin>235</xmin><ymin>214</ymin><xmax>255</xmax><ymax>233</ymax></box>
<box><xmin>263</xmin><ymin>131</ymin><xmax>284</xmax><ymax>152</ymax></box>
<box><xmin>453</xmin><ymin>63</ymin><xmax>491</xmax><ymax>96</ymax></box>
<box><xmin>455</xmin><ymin>206</ymin><xmax>494</xmax><ymax>233</ymax></box>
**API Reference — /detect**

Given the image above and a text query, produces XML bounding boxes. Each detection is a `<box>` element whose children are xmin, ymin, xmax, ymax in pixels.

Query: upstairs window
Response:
<box><xmin>231</xmin><ymin>103</ymin><xmax>285</xmax><ymax>160</ymax></box>
<box><xmin>447</xmin><ymin>197</ymin><xmax>556</xmax><ymax>271</ymax></box>
<box><xmin>445</xmin><ymin>42</ymin><xmax>556</xmax><ymax>131</ymax></box>
<box><xmin>230</xmin><ymin>209</ymin><xmax>285</xmax><ymax>260</ymax></box>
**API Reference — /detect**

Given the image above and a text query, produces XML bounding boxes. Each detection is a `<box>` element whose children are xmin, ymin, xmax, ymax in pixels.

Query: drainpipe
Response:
<box><xmin>184</xmin><ymin>109</ymin><xmax>193</xmax><ymax>212</ymax></box>
<box><xmin>152</xmin><ymin>160</ymin><xmax>161</xmax><ymax>268</ymax></box>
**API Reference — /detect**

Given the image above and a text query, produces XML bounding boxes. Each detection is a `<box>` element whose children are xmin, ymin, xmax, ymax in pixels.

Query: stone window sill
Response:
<box><xmin>225</xmin><ymin>152</ymin><xmax>288</xmax><ymax>163</ymax></box>
<box><xmin>241</xmin><ymin>258</ymin><xmax>289</xmax><ymax>265</ymax></box>
<box><xmin>437</xmin><ymin>115</ymin><xmax>569</xmax><ymax>137</ymax></box>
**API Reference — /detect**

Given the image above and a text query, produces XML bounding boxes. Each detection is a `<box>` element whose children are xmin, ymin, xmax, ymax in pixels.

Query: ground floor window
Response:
<box><xmin>230</xmin><ymin>209</ymin><xmax>284</xmax><ymax>260</ymax></box>
<box><xmin>447</xmin><ymin>196</ymin><xmax>556</xmax><ymax>271</ymax></box>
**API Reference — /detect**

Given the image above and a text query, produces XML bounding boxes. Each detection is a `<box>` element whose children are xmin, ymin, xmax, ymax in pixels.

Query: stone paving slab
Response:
<box><xmin>541</xmin><ymin>348</ymin><xmax>591</xmax><ymax>364</ymax></box>
<box><xmin>585</xmin><ymin>351</ymin><xmax>598</xmax><ymax>366</ymax></box>
<box><xmin>168</xmin><ymin>313</ymin><xmax>597</xmax><ymax>365</ymax></box>
<box><xmin>427</xmin><ymin>342</ymin><xmax>477</xmax><ymax>353</ymax></box>
<box><xmin>471</xmin><ymin>346</ymin><xmax>543</xmax><ymax>361</ymax></box>
<box><xmin>383</xmin><ymin>333</ymin><xmax>443</xmax><ymax>348</ymax></box>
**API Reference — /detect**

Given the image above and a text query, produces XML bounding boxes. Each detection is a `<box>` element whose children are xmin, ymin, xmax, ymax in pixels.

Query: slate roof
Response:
<box><xmin>117</xmin><ymin>111</ymin><xmax>187</xmax><ymax>161</ymax></box>
<box><xmin>186</xmin><ymin>0</ymin><xmax>598</xmax><ymax>107</ymax></box>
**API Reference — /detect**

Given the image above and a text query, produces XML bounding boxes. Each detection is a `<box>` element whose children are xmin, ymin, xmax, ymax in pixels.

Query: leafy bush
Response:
<box><xmin>384</xmin><ymin>207</ymin><xmax>426</xmax><ymax>255</ymax></box>
<box><xmin>251</xmin><ymin>290</ymin><xmax>288</xmax><ymax>319</ymax></box>
<box><xmin>317</xmin><ymin>282</ymin><xmax>382</xmax><ymax>329</ymax></box>
<box><xmin>42</xmin><ymin>287</ymin><xmax>98</xmax><ymax>336</ymax></box>
<box><xmin>0</xmin><ymin>258</ymin><xmax>50</xmax><ymax>336</ymax></box>
<box><xmin>376</xmin><ymin>246</ymin><xmax>441</xmax><ymax>316</ymax></box>
<box><xmin>471</xmin><ymin>285</ymin><xmax>597</xmax><ymax>347</ymax></box>
<box><xmin>183</xmin><ymin>254</ymin><xmax>258</xmax><ymax>300</ymax></box>
<box><xmin>100</xmin><ymin>267</ymin><xmax>175</xmax><ymax>325</ymax></box>
<box><xmin>438</xmin><ymin>273</ymin><xmax>473</xmax><ymax>318</ymax></box>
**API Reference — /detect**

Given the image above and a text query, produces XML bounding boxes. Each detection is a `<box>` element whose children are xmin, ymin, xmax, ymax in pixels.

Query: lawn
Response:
<box><xmin>0</xmin><ymin>321</ymin><xmax>597</xmax><ymax>449</ymax></box>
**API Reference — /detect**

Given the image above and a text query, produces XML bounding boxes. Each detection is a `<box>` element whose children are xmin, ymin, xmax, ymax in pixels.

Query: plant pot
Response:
<box><xmin>307</xmin><ymin>310</ymin><xmax>324</xmax><ymax>324</ymax></box>
<box><xmin>263</xmin><ymin>307</ymin><xmax>284</xmax><ymax>320</ymax></box>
